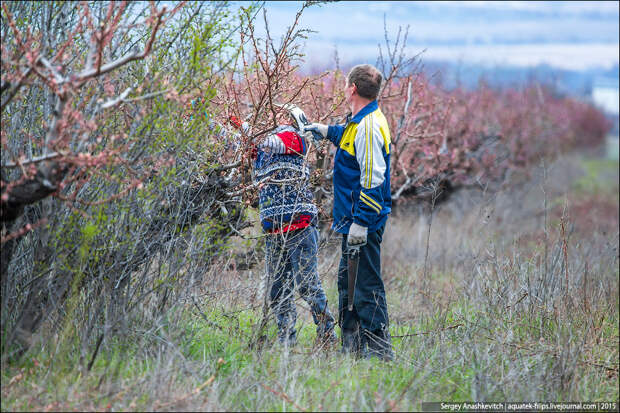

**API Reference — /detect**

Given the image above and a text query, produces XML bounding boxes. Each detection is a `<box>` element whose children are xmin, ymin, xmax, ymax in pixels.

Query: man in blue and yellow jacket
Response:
<box><xmin>305</xmin><ymin>64</ymin><xmax>393</xmax><ymax>361</ymax></box>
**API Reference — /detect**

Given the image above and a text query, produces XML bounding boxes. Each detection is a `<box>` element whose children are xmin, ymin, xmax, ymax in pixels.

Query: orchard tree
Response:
<box><xmin>0</xmin><ymin>0</ymin><xmax>260</xmax><ymax>361</ymax></box>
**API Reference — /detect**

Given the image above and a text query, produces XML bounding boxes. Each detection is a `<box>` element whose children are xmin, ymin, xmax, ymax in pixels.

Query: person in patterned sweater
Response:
<box><xmin>248</xmin><ymin>116</ymin><xmax>337</xmax><ymax>348</ymax></box>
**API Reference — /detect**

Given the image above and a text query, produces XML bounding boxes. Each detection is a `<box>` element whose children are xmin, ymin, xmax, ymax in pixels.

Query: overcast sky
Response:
<box><xmin>248</xmin><ymin>1</ymin><xmax>620</xmax><ymax>72</ymax></box>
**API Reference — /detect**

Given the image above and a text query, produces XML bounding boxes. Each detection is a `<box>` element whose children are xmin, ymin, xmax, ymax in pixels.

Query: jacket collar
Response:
<box><xmin>349</xmin><ymin>100</ymin><xmax>378</xmax><ymax>124</ymax></box>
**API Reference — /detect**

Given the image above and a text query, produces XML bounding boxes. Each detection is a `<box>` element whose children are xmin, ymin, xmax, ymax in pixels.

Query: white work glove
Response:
<box><xmin>304</xmin><ymin>122</ymin><xmax>328</xmax><ymax>141</ymax></box>
<box><xmin>258</xmin><ymin>133</ymin><xmax>286</xmax><ymax>154</ymax></box>
<box><xmin>347</xmin><ymin>222</ymin><xmax>367</xmax><ymax>247</ymax></box>
<box><xmin>281</xmin><ymin>103</ymin><xmax>310</xmax><ymax>132</ymax></box>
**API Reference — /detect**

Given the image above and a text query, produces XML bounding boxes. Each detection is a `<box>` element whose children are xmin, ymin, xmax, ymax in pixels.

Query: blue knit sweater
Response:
<box><xmin>253</xmin><ymin>126</ymin><xmax>318</xmax><ymax>231</ymax></box>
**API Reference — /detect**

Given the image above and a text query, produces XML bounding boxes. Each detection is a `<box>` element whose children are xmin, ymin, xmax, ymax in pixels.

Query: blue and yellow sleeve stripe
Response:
<box><xmin>364</xmin><ymin>115</ymin><xmax>372</xmax><ymax>188</ymax></box>
<box><xmin>360</xmin><ymin>191</ymin><xmax>381</xmax><ymax>214</ymax></box>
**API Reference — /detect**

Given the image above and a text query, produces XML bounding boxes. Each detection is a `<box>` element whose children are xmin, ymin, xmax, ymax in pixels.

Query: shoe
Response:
<box><xmin>316</xmin><ymin>318</ymin><xmax>338</xmax><ymax>346</ymax></box>
<box><xmin>340</xmin><ymin>328</ymin><xmax>363</xmax><ymax>358</ymax></box>
<box><xmin>277</xmin><ymin>330</ymin><xmax>297</xmax><ymax>348</ymax></box>
<box><xmin>362</xmin><ymin>329</ymin><xmax>394</xmax><ymax>361</ymax></box>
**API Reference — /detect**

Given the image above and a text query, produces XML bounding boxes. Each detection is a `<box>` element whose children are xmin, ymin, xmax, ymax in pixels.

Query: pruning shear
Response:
<box><xmin>347</xmin><ymin>240</ymin><xmax>366</xmax><ymax>312</ymax></box>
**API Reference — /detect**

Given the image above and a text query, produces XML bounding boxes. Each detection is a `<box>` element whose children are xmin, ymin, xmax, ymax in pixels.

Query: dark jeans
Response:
<box><xmin>266</xmin><ymin>226</ymin><xmax>335</xmax><ymax>343</ymax></box>
<box><xmin>337</xmin><ymin>224</ymin><xmax>389</xmax><ymax>334</ymax></box>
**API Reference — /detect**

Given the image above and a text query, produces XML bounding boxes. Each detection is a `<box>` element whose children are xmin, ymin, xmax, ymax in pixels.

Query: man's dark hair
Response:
<box><xmin>347</xmin><ymin>64</ymin><xmax>383</xmax><ymax>100</ymax></box>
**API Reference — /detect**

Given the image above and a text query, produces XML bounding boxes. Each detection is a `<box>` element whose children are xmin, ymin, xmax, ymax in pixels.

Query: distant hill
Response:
<box><xmin>420</xmin><ymin>61</ymin><xmax>620</xmax><ymax>97</ymax></box>
<box><xmin>306</xmin><ymin>58</ymin><xmax>619</xmax><ymax>98</ymax></box>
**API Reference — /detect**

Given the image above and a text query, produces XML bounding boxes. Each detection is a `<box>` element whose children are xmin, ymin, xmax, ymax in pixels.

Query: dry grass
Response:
<box><xmin>2</xmin><ymin>152</ymin><xmax>618</xmax><ymax>411</ymax></box>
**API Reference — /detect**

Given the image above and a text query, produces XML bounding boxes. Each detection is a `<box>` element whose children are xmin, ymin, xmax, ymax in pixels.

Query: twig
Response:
<box><xmin>391</xmin><ymin>323</ymin><xmax>463</xmax><ymax>339</ymax></box>
<box><xmin>505</xmin><ymin>292</ymin><xmax>528</xmax><ymax>309</ymax></box>
<box><xmin>421</xmin><ymin>182</ymin><xmax>441</xmax><ymax>303</ymax></box>
<box><xmin>86</xmin><ymin>333</ymin><xmax>104</xmax><ymax>372</ymax></box>
<box><xmin>100</xmin><ymin>86</ymin><xmax>133</xmax><ymax>109</ymax></box>
<box><xmin>76</xmin><ymin>7</ymin><xmax>165</xmax><ymax>83</ymax></box>
<box><xmin>393</xmin><ymin>77</ymin><xmax>412</xmax><ymax>146</ymax></box>
<box><xmin>261</xmin><ymin>383</ymin><xmax>307</xmax><ymax>412</ymax></box>
<box><xmin>154</xmin><ymin>375</ymin><xmax>216</xmax><ymax>410</ymax></box>
<box><xmin>1</xmin><ymin>151</ymin><xmax>65</xmax><ymax>168</ymax></box>
<box><xmin>560</xmin><ymin>204</ymin><xmax>569</xmax><ymax>295</ymax></box>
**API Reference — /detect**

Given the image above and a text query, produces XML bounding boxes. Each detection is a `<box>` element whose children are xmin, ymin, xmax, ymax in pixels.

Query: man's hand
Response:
<box><xmin>347</xmin><ymin>222</ymin><xmax>367</xmax><ymax>247</ymax></box>
<box><xmin>304</xmin><ymin>123</ymin><xmax>328</xmax><ymax>141</ymax></box>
